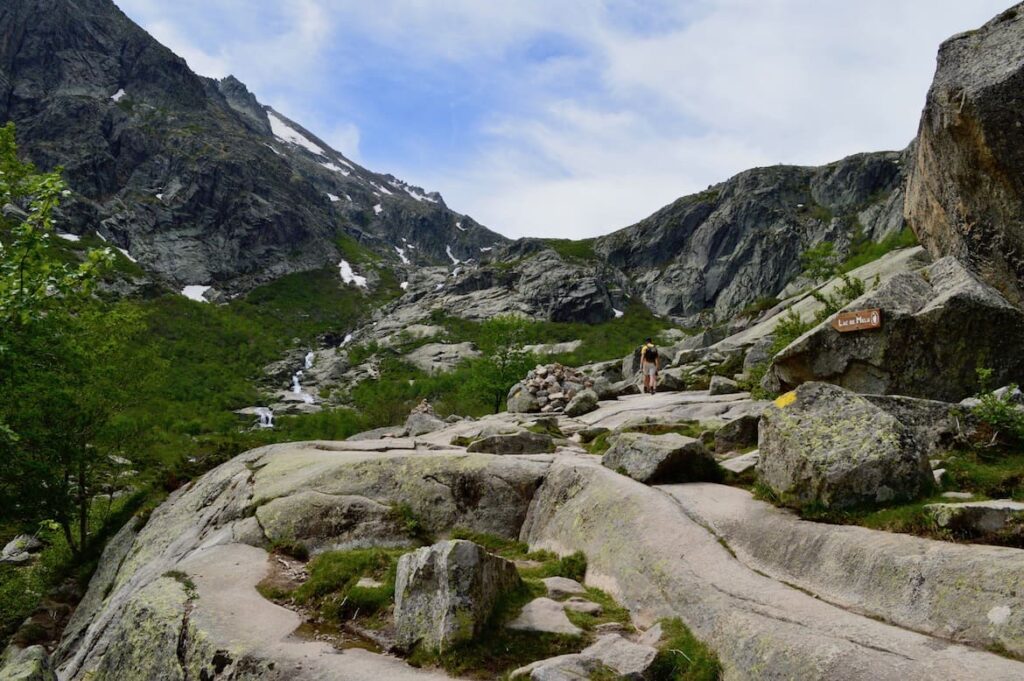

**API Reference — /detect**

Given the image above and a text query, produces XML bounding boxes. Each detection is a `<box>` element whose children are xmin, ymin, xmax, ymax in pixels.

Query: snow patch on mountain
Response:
<box><xmin>182</xmin><ymin>285</ymin><xmax>211</xmax><ymax>302</ymax></box>
<box><xmin>339</xmin><ymin>260</ymin><xmax>368</xmax><ymax>288</ymax></box>
<box><xmin>268</xmin><ymin>111</ymin><xmax>326</xmax><ymax>156</ymax></box>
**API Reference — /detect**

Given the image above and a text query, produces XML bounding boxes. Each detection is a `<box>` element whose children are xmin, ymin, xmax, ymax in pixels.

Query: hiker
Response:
<box><xmin>640</xmin><ymin>337</ymin><xmax>660</xmax><ymax>394</ymax></box>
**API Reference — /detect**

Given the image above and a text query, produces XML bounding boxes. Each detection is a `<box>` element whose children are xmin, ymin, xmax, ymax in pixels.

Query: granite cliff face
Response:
<box><xmin>0</xmin><ymin>0</ymin><xmax>506</xmax><ymax>295</ymax></box>
<box><xmin>906</xmin><ymin>3</ymin><xmax>1024</xmax><ymax>306</ymax></box>
<box><xmin>596</xmin><ymin>150</ymin><xmax>907</xmax><ymax>324</ymax></box>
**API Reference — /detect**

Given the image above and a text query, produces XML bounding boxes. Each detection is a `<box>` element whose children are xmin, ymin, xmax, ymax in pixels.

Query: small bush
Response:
<box><xmin>556</xmin><ymin>552</ymin><xmax>587</xmax><ymax>581</ymax></box>
<box><xmin>971</xmin><ymin>370</ymin><xmax>1024</xmax><ymax>446</ymax></box>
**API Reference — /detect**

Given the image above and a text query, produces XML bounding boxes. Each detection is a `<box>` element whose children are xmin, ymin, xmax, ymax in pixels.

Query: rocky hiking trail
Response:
<box><xmin>40</xmin><ymin>388</ymin><xmax>1024</xmax><ymax>680</ymax></box>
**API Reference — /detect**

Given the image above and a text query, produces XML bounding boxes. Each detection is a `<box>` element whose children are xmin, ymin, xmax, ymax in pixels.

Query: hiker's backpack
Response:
<box><xmin>642</xmin><ymin>344</ymin><xmax>659</xmax><ymax>362</ymax></box>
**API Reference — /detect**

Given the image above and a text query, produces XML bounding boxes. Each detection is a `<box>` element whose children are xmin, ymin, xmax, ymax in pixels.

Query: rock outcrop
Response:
<box><xmin>905</xmin><ymin>3</ymin><xmax>1024</xmax><ymax>306</ymax></box>
<box><xmin>523</xmin><ymin>458</ymin><xmax>1024</xmax><ymax>679</ymax></box>
<box><xmin>758</xmin><ymin>383</ymin><xmax>933</xmax><ymax>509</ymax></box>
<box><xmin>601</xmin><ymin>432</ymin><xmax>717</xmax><ymax>485</ymax></box>
<box><xmin>394</xmin><ymin>540</ymin><xmax>522</xmax><ymax>650</ymax></box>
<box><xmin>596</xmin><ymin>151</ymin><xmax>907</xmax><ymax>324</ymax></box>
<box><xmin>766</xmin><ymin>257</ymin><xmax>1024</xmax><ymax>401</ymax></box>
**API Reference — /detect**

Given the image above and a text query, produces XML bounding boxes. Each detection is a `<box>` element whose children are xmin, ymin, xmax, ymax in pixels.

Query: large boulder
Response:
<box><xmin>905</xmin><ymin>5</ymin><xmax>1024</xmax><ymax>306</ymax></box>
<box><xmin>404</xmin><ymin>400</ymin><xmax>446</xmax><ymax>436</ymax></box>
<box><xmin>714</xmin><ymin>414</ymin><xmax>760</xmax><ymax>454</ymax></box>
<box><xmin>758</xmin><ymin>383</ymin><xmax>933</xmax><ymax>509</ymax></box>
<box><xmin>0</xmin><ymin>646</ymin><xmax>56</xmax><ymax>681</ymax></box>
<box><xmin>394</xmin><ymin>540</ymin><xmax>522</xmax><ymax>650</ymax></box>
<box><xmin>765</xmin><ymin>257</ymin><xmax>1024</xmax><ymax>402</ymax></box>
<box><xmin>564</xmin><ymin>389</ymin><xmax>599</xmax><ymax>417</ymax></box>
<box><xmin>601</xmin><ymin>433</ymin><xmax>718</xmax><ymax>485</ymax></box>
<box><xmin>925</xmin><ymin>500</ymin><xmax>1024</xmax><ymax>538</ymax></box>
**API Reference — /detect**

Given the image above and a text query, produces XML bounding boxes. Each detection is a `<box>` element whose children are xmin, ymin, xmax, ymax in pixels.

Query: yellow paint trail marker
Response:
<box><xmin>774</xmin><ymin>391</ymin><xmax>797</xmax><ymax>409</ymax></box>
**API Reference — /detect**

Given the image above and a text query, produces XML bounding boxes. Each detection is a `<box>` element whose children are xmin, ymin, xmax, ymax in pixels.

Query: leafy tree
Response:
<box><xmin>800</xmin><ymin>241</ymin><xmax>840</xmax><ymax>283</ymax></box>
<box><xmin>462</xmin><ymin>316</ymin><xmax>537</xmax><ymax>413</ymax></box>
<box><xmin>4</xmin><ymin>305</ymin><xmax>164</xmax><ymax>556</ymax></box>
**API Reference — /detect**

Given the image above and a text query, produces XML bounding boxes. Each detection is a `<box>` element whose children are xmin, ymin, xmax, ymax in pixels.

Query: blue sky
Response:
<box><xmin>117</xmin><ymin>0</ymin><xmax>1010</xmax><ymax>239</ymax></box>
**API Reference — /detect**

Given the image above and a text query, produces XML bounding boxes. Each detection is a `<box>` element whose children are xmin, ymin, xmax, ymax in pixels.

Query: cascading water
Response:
<box><xmin>254</xmin><ymin>407</ymin><xmax>274</xmax><ymax>428</ymax></box>
<box><xmin>305</xmin><ymin>351</ymin><xmax>314</xmax><ymax>370</ymax></box>
<box><xmin>291</xmin><ymin>370</ymin><xmax>315</xmax><ymax>405</ymax></box>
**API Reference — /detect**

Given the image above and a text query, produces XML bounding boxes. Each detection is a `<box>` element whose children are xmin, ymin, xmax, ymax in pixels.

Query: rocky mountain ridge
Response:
<box><xmin>0</xmin><ymin>0</ymin><xmax>506</xmax><ymax>298</ymax></box>
<box><xmin>2</xmin><ymin>0</ymin><xmax>914</xmax><ymax>324</ymax></box>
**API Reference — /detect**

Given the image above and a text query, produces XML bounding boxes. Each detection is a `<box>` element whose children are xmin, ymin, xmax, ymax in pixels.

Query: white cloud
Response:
<box><xmin>324</xmin><ymin>122</ymin><xmax>362</xmax><ymax>161</ymax></box>
<box><xmin>118</xmin><ymin>0</ymin><xmax>1012</xmax><ymax>240</ymax></box>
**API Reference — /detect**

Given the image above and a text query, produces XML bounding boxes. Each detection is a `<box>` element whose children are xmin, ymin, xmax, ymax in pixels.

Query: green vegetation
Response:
<box><xmin>292</xmin><ymin>548</ymin><xmax>402</xmax><ymax>623</ymax></box>
<box><xmin>541</xmin><ymin>238</ymin><xmax>597</xmax><ymax>262</ymax></box>
<box><xmin>649</xmin><ymin>618</ymin><xmax>722</xmax><ymax>681</ymax></box>
<box><xmin>799</xmin><ymin>241</ymin><xmax>840</xmax><ymax>282</ymax></box>
<box><xmin>971</xmin><ymin>368</ymin><xmax>1024</xmax><ymax>446</ymax></box>
<box><xmin>839</xmin><ymin>227</ymin><xmax>918</xmax><ymax>272</ymax></box>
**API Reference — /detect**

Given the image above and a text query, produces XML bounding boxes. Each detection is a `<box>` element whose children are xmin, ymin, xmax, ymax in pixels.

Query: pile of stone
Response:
<box><xmin>507</xmin><ymin>364</ymin><xmax>596</xmax><ymax>414</ymax></box>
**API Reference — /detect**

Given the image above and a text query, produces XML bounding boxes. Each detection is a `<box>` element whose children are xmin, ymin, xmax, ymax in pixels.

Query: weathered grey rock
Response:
<box><xmin>510</xmin><ymin>654</ymin><xmax>604</xmax><ymax>680</ymax></box>
<box><xmin>0</xmin><ymin>646</ymin><xmax>56</xmax><ymax>681</ymax></box>
<box><xmin>708</xmin><ymin>375</ymin><xmax>741</xmax><ymax>395</ymax></box>
<box><xmin>714</xmin><ymin>414</ymin><xmax>760</xmax><ymax>454</ymax></box>
<box><xmin>564</xmin><ymin>389</ymin><xmax>599</xmax><ymax>417</ymax></box>
<box><xmin>404</xmin><ymin>402</ymin><xmax>446</xmax><ymax>437</ymax></box>
<box><xmin>0</xmin><ymin>534</ymin><xmax>43</xmax><ymax>565</ymax></box>
<box><xmin>666</xmin><ymin>482</ymin><xmax>1024</xmax><ymax>662</ymax></box>
<box><xmin>862</xmin><ymin>394</ymin><xmax>975</xmax><ymax>457</ymax></box>
<box><xmin>466</xmin><ymin>431</ymin><xmax>555</xmax><ymax>455</ymax></box>
<box><xmin>766</xmin><ymin>257</ymin><xmax>1024</xmax><ymax>401</ymax></box>
<box><xmin>542</xmin><ymin>576</ymin><xmax>586</xmax><ymax>599</ymax></box>
<box><xmin>507</xmin><ymin>387</ymin><xmax>541</xmax><ymax>414</ymax></box>
<box><xmin>607</xmin><ymin>378</ymin><xmax>641</xmax><ymax>398</ymax></box>
<box><xmin>581</xmin><ymin>634</ymin><xmax>659</xmax><ymax>679</ymax></box>
<box><xmin>506</xmin><ymin>597</ymin><xmax>582</xmax><ymax>636</ymax></box>
<box><xmin>743</xmin><ymin>334</ymin><xmax>776</xmax><ymax>370</ymax></box>
<box><xmin>394</xmin><ymin>540</ymin><xmax>522</xmax><ymax>650</ymax></box>
<box><xmin>405</xmin><ymin>342</ymin><xmax>480</xmax><ymax>374</ymax></box>
<box><xmin>925</xmin><ymin>500</ymin><xmax>1024</xmax><ymax>536</ymax></box>
<box><xmin>758</xmin><ymin>383</ymin><xmax>933</xmax><ymax>509</ymax></box>
<box><xmin>255</xmin><ymin>492</ymin><xmax>407</xmax><ymax>554</ymax></box>
<box><xmin>523</xmin><ymin>458</ymin><xmax>1024</xmax><ymax>678</ymax></box>
<box><xmin>562</xmin><ymin>598</ymin><xmax>601</xmax><ymax>615</ymax></box>
<box><xmin>656</xmin><ymin>367</ymin><xmax>687</xmax><ymax>391</ymax></box>
<box><xmin>602</xmin><ymin>432</ymin><xmax>717</xmax><ymax>485</ymax></box>
<box><xmin>719</xmin><ymin>450</ymin><xmax>759</xmax><ymax>474</ymax></box>
<box><xmin>595</xmin><ymin>152</ymin><xmax>906</xmax><ymax>325</ymax></box>
<box><xmin>576</xmin><ymin>426</ymin><xmax>609</xmax><ymax>444</ymax></box>
<box><xmin>905</xmin><ymin>5</ymin><xmax>1024</xmax><ymax>307</ymax></box>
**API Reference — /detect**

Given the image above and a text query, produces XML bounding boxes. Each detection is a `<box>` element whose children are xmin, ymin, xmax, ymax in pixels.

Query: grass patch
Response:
<box><xmin>293</xmin><ymin>548</ymin><xmax>404</xmax><ymax>623</ymax></box>
<box><xmin>649</xmin><ymin>618</ymin><xmax>722</xmax><ymax>680</ymax></box>
<box><xmin>839</xmin><ymin>227</ymin><xmax>918</xmax><ymax>273</ymax></box>
<box><xmin>540</xmin><ymin>238</ymin><xmax>597</xmax><ymax>262</ymax></box>
<box><xmin>736</xmin><ymin>296</ymin><xmax>779</xmax><ymax>319</ymax></box>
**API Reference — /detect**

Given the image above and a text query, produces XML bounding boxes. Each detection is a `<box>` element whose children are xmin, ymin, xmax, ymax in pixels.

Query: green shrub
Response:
<box><xmin>541</xmin><ymin>238</ymin><xmax>597</xmax><ymax>262</ymax></box>
<box><xmin>971</xmin><ymin>368</ymin><xmax>1024</xmax><ymax>446</ymax></box>
<box><xmin>556</xmin><ymin>552</ymin><xmax>587</xmax><ymax>581</ymax></box>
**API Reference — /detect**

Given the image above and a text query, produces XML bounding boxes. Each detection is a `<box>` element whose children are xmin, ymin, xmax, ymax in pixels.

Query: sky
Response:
<box><xmin>116</xmin><ymin>0</ymin><xmax>1011</xmax><ymax>239</ymax></box>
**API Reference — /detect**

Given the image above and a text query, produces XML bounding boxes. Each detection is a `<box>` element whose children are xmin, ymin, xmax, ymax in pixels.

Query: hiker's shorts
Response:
<box><xmin>643</xmin><ymin>365</ymin><xmax>658</xmax><ymax>376</ymax></box>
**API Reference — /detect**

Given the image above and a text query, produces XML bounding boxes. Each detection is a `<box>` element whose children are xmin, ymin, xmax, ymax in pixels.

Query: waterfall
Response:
<box><xmin>254</xmin><ymin>407</ymin><xmax>274</xmax><ymax>429</ymax></box>
<box><xmin>291</xmin><ymin>370</ymin><xmax>315</xmax><ymax>405</ymax></box>
<box><xmin>305</xmin><ymin>351</ymin><xmax>314</xmax><ymax>369</ymax></box>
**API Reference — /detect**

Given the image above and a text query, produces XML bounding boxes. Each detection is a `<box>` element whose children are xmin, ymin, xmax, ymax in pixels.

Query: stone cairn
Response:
<box><xmin>510</xmin><ymin>363</ymin><xmax>594</xmax><ymax>413</ymax></box>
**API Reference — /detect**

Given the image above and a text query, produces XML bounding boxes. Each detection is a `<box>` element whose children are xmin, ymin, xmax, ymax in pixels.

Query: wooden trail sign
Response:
<box><xmin>832</xmin><ymin>308</ymin><xmax>882</xmax><ymax>333</ymax></box>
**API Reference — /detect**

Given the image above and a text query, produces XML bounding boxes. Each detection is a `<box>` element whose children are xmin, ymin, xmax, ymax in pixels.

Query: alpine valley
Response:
<box><xmin>3</xmin><ymin>1</ymin><xmax>1024</xmax><ymax>680</ymax></box>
